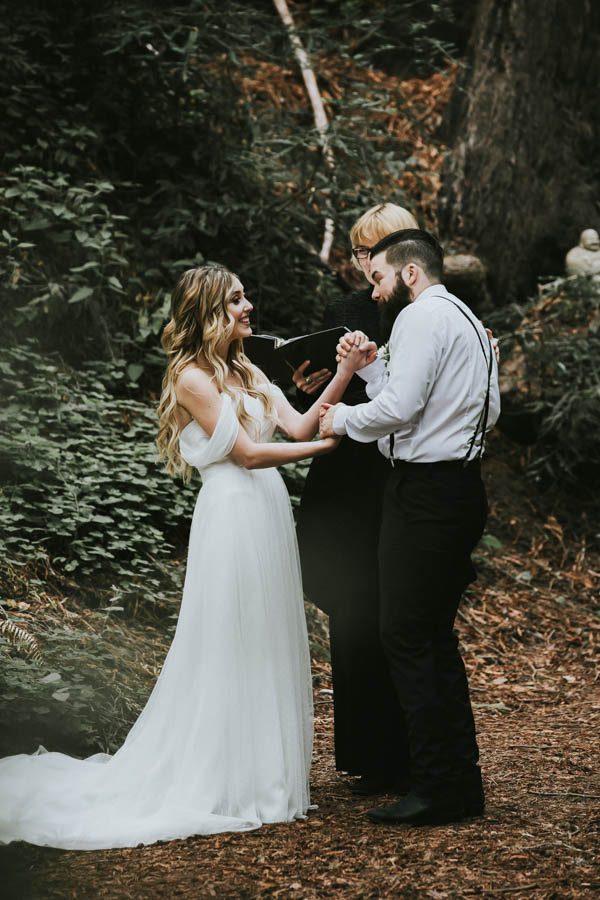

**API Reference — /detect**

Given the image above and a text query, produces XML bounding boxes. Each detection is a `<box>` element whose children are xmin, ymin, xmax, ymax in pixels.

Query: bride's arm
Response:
<box><xmin>258</xmin><ymin>335</ymin><xmax>377</xmax><ymax>441</ymax></box>
<box><xmin>176</xmin><ymin>369</ymin><xmax>339</xmax><ymax>470</ymax></box>
<box><xmin>233</xmin><ymin>430</ymin><xmax>339</xmax><ymax>470</ymax></box>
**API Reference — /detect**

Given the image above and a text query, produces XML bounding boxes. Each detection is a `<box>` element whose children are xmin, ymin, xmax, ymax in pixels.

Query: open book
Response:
<box><xmin>243</xmin><ymin>326</ymin><xmax>349</xmax><ymax>384</ymax></box>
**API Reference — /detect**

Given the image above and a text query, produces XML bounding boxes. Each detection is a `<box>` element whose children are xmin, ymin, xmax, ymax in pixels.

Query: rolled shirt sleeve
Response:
<box><xmin>357</xmin><ymin>356</ymin><xmax>387</xmax><ymax>399</ymax></box>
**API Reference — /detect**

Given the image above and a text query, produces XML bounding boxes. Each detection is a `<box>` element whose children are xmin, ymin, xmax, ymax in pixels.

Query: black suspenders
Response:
<box><xmin>443</xmin><ymin>298</ymin><xmax>494</xmax><ymax>465</ymax></box>
<box><xmin>388</xmin><ymin>297</ymin><xmax>494</xmax><ymax>466</ymax></box>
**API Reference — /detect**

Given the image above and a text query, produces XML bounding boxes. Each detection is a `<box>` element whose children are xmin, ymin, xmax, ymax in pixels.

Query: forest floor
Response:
<box><xmin>2</xmin><ymin>436</ymin><xmax>599</xmax><ymax>899</ymax></box>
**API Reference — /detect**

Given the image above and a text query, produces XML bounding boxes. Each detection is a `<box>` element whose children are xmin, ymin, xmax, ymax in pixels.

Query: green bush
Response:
<box><xmin>0</xmin><ymin>345</ymin><xmax>197</xmax><ymax>604</ymax></box>
<box><xmin>494</xmin><ymin>275</ymin><xmax>600</xmax><ymax>483</ymax></box>
<box><xmin>0</xmin><ymin>166</ymin><xmax>134</xmax><ymax>361</ymax></box>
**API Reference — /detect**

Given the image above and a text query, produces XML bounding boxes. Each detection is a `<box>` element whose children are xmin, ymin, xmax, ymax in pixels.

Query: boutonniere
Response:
<box><xmin>377</xmin><ymin>341</ymin><xmax>390</xmax><ymax>367</ymax></box>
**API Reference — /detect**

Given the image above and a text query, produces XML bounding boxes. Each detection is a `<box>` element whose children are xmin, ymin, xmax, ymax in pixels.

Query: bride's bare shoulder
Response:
<box><xmin>174</xmin><ymin>364</ymin><xmax>222</xmax><ymax>431</ymax></box>
<box><xmin>176</xmin><ymin>364</ymin><xmax>218</xmax><ymax>399</ymax></box>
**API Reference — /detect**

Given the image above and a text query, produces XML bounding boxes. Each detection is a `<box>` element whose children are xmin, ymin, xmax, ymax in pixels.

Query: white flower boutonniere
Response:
<box><xmin>377</xmin><ymin>341</ymin><xmax>390</xmax><ymax>368</ymax></box>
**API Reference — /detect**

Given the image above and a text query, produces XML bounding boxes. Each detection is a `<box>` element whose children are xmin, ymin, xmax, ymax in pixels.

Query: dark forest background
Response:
<box><xmin>1</xmin><ymin>0</ymin><xmax>599</xmax><ymax>758</ymax></box>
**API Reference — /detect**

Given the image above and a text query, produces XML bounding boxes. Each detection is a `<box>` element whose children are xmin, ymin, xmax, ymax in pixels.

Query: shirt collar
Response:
<box><xmin>389</xmin><ymin>282</ymin><xmax>448</xmax><ymax>344</ymax></box>
<box><xmin>412</xmin><ymin>282</ymin><xmax>447</xmax><ymax>304</ymax></box>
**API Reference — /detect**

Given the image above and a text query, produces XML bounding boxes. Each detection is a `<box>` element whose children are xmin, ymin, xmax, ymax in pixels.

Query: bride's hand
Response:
<box><xmin>336</xmin><ymin>330</ymin><xmax>369</xmax><ymax>359</ymax></box>
<box><xmin>336</xmin><ymin>340</ymin><xmax>378</xmax><ymax>375</ymax></box>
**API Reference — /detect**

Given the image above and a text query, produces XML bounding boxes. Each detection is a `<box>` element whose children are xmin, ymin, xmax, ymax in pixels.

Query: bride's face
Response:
<box><xmin>226</xmin><ymin>277</ymin><xmax>253</xmax><ymax>341</ymax></box>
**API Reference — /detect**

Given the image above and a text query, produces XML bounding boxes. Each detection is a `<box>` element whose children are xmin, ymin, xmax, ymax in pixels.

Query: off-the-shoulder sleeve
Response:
<box><xmin>179</xmin><ymin>394</ymin><xmax>240</xmax><ymax>469</ymax></box>
<box><xmin>265</xmin><ymin>382</ymin><xmax>285</xmax><ymax>401</ymax></box>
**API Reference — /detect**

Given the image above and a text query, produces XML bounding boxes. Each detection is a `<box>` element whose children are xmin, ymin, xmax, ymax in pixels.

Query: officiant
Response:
<box><xmin>293</xmin><ymin>203</ymin><xmax>417</xmax><ymax>793</ymax></box>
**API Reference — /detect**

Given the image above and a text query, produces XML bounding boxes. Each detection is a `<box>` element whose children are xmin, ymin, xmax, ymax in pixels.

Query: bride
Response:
<box><xmin>0</xmin><ymin>264</ymin><xmax>372</xmax><ymax>850</ymax></box>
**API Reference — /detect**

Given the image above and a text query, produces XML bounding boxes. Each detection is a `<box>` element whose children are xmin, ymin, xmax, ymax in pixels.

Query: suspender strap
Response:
<box><xmin>443</xmin><ymin>298</ymin><xmax>493</xmax><ymax>465</ymax></box>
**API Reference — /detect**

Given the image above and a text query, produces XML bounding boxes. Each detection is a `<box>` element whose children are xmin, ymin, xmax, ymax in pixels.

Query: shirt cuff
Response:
<box><xmin>332</xmin><ymin>405</ymin><xmax>349</xmax><ymax>435</ymax></box>
<box><xmin>357</xmin><ymin>356</ymin><xmax>386</xmax><ymax>383</ymax></box>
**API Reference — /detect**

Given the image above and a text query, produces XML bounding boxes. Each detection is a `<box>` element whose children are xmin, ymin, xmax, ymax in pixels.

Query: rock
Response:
<box><xmin>443</xmin><ymin>253</ymin><xmax>490</xmax><ymax>310</ymax></box>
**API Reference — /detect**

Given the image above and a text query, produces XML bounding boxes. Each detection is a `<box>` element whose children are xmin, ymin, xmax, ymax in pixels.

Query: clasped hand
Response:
<box><xmin>335</xmin><ymin>330</ymin><xmax>378</xmax><ymax>372</ymax></box>
<box><xmin>292</xmin><ymin>330</ymin><xmax>378</xmax><ymax>395</ymax></box>
<box><xmin>318</xmin><ymin>331</ymin><xmax>378</xmax><ymax>438</ymax></box>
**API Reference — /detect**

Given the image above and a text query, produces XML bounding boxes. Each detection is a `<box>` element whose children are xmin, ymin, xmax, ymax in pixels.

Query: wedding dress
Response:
<box><xmin>0</xmin><ymin>387</ymin><xmax>313</xmax><ymax>849</ymax></box>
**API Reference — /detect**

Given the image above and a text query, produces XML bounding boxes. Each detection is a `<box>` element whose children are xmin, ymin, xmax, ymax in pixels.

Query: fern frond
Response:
<box><xmin>0</xmin><ymin>619</ymin><xmax>43</xmax><ymax>662</ymax></box>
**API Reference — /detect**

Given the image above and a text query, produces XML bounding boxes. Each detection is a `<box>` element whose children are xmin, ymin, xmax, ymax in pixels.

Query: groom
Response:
<box><xmin>319</xmin><ymin>229</ymin><xmax>500</xmax><ymax>826</ymax></box>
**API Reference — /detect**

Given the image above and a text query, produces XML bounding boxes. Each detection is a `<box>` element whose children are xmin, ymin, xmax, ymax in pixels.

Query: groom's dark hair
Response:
<box><xmin>369</xmin><ymin>228</ymin><xmax>444</xmax><ymax>281</ymax></box>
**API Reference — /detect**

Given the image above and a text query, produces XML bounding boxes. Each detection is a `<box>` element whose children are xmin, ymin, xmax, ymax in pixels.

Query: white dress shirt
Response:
<box><xmin>332</xmin><ymin>283</ymin><xmax>501</xmax><ymax>462</ymax></box>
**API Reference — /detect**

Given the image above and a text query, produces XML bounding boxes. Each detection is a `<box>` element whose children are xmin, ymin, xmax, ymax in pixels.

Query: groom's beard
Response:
<box><xmin>378</xmin><ymin>274</ymin><xmax>412</xmax><ymax>342</ymax></box>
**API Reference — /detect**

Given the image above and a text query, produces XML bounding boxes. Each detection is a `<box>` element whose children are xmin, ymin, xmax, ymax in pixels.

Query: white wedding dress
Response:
<box><xmin>0</xmin><ymin>387</ymin><xmax>313</xmax><ymax>849</ymax></box>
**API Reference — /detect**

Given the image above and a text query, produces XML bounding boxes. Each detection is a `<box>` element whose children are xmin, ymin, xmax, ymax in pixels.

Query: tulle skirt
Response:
<box><xmin>0</xmin><ymin>463</ymin><xmax>313</xmax><ymax>849</ymax></box>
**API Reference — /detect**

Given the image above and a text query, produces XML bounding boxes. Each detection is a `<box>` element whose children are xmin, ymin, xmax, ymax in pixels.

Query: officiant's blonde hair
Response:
<box><xmin>157</xmin><ymin>264</ymin><xmax>276</xmax><ymax>480</ymax></box>
<box><xmin>350</xmin><ymin>203</ymin><xmax>418</xmax><ymax>271</ymax></box>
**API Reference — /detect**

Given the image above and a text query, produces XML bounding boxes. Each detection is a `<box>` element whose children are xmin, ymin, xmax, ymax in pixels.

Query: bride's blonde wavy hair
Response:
<box><xmin>157</xmin><ymin>264</ymin><xmax>276</xmax><ymax>480</ymax></box>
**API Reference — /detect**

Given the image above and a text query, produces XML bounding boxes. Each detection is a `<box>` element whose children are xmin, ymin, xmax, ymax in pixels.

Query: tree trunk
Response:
<box><xmin>439</xmin><ymin>0</ymin><xmax>600</xmax><ymax>305</ymax></box>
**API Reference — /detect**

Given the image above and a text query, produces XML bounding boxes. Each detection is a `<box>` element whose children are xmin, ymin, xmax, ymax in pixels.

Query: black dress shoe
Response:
<box><xmin>366</xmin><ymin>791</ymin><xmax>465</xmax><ymax>826</ymax></box>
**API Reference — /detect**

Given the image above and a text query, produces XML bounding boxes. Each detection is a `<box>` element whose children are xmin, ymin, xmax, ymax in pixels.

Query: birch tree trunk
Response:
<box><xmin>272</xmin><ymin>0</ymin><xmax>335</xmax><ymax>264</ymax></box>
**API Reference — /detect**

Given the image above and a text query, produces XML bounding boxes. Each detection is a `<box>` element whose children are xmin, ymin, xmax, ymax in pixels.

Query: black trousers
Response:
<box><xmin>378</xmin><ymin>459</ymin><xmax>488</xmax><ymax>794</ymax></box>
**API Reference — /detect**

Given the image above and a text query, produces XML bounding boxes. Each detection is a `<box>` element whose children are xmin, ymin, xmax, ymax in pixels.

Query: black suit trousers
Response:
<box><xmin>378</xmin><ymin>460</ymin><xmax>488</xmax><ymax>794</ymax></box>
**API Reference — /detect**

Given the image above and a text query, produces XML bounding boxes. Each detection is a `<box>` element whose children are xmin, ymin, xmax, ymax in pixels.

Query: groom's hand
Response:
<box><xmin>485</xmin><ymin>327</ymin><xmax>500</xmax><ymax>365</ymax></box>
<box><xmin>319</xmin><ymin>402</ymin><xmax>339</xmax><ymax>438</ymax></box>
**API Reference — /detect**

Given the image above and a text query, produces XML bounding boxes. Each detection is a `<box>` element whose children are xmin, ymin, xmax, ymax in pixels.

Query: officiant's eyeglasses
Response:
<box><xmin>351</xmin><ymin>246</ymin><xmax>371</xmax><ymax>259</ymax></box>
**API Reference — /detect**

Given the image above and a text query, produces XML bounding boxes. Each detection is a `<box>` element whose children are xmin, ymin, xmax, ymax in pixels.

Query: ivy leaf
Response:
<box><xmin>480</xmin><ymin>534</ymin><xmax>503</xmax><ymax>550</ymax></box>
<box><xmin>52</xmin><ymin>689</ymin><xmax>70</xmax><ymax>702</ymax></box>
<box><xmin>126</xmin><ymin>363</ymin><xmax>144</xmax><ymax>383</ymax></box>
<box><xmin>39</xmin><ymin>672</ymin><xmax>62</xmax><ymax>684</ymax></box>
<box><xmin>69</xmin><ymin>286</ymin><xmax>94</xmax><ymax>304</ymax></box>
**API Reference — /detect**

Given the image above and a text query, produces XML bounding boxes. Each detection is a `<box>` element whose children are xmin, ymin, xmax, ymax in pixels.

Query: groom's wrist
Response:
<box><xmin>358</xmin><ymin>356</ymin><xmax>385</xmax><ymax>383</ymax></box>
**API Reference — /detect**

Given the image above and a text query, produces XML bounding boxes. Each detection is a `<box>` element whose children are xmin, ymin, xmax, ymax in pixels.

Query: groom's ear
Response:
<box><xmin>403</xmin><ymin>263</ymin><xmax>419</xmax><ymax>285</ymax></box>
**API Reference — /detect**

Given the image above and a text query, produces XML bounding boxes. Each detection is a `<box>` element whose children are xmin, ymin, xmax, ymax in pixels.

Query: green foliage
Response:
<box><xmin>0</xmin><ymin>345</ymin><xmax>197</xmax><ymax>603</ymax></box>
<box><xmin>0</xmin><ymin>0</ymin><xmax>455</xmax><ymax>366</ymax></box>
<box><xmin>301</xmin><ymin>1</ymin><xmax>458</xmax><ymax>75</ymax></box>
<box><xmin>0</xmin><ymin>167</ymin><xmax>133</xmax><ymax>361</ymax></box>
<box><xmin>280</xmin><ymin>456</ymin><xmax>311</xmax><ymax>510</ymax></box>
<box><xmin>479</xmin><ymin>533</ymin><xmax>503</xmax><ymax>551</ymax></box>
<box><xmin>494</xmin><ymin>276</ymin><xmax>600</xmax><ymax>483</ymax></box>
<box><xmin>0</xmin><ymin>610</ymin><xmax>172</xmax><ymax>756</ymax></box>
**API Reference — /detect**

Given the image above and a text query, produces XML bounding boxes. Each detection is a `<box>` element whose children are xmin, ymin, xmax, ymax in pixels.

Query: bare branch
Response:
<box><xmin>272</xmin><ymin>0</ymin><xmax>334</xmax><ymax>264</ymax></box>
